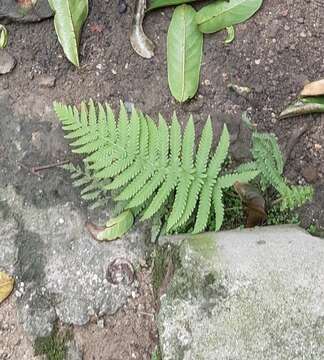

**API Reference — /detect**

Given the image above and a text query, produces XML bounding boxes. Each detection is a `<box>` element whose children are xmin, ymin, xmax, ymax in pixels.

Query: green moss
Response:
<box><xmin>34</xmin><ymin>326</ymin><xmax>72</xmax><ymax>360</ymax></box>
<box><xmin>307</xmin><ymin>224</ymin><xmax>324</xmax><ymax>238</ymax></box>
<box><xmin>151</xmin><ymin>345</ymin><xmax>162</xmax><ymax>360</ymax></box>
<box><xmin>266</xmin><ymin>206</ymin><xmax>300</xmax><ymax>226</ymax></box>
<box><xmin>152</xmin><ymin>244</ymin><xmax>180</xmax><ymax>295</ymax></box>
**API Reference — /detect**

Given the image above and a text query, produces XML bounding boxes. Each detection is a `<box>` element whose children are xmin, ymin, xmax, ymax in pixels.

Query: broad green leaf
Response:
<box><xmin>48</xmin><ymin>0</ymin><xmax>88</xmax><ymax>67</ymax></box>
<box><xmin>167</xmin><ymin>5</ymin><xmax>203</xmax><ymax>102</ymax></box>
<box><xmin>196</xmin><ymin>0</ymin><xmax>263</xmax><ymax>34</ymax></box>
<box><xmin>148</xmin><ymin>0</ymin><xmax>200</xmax><ymax>11</ymax></box>
<box><xmin>97</xmin><ymin>210</ymin><xmax>134</xmax><ymax>241</ymax></box>
<box><xmin>0</xmin><ymin>272</ymin><xmax>14</xmax><ymax>304</ymax></box>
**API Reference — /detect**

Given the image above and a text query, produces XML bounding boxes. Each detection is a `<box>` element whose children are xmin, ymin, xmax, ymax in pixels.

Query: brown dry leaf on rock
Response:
<box><xmin>301</xmin><ymin>79</ymin><xmax>324</xmax><ymax>97</ymax></box>
<box><xmin>0</xmin><ymin>271</ymin><xmax>14</xmax><ymax>304</ymax></box>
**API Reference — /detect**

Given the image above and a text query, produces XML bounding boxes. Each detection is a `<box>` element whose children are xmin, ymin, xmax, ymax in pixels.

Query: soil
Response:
<box><xmin>0</xmin><ymin>0</ymin><xmax>324</xmax><ymax>359</ymax></box>
<box><xmin>73</xmin><ymin>268</ymin><xmax>157</xmax><ymax>360</ymax></box>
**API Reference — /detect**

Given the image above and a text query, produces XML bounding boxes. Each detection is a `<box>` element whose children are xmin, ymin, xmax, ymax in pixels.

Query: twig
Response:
<box><xmin>31</xmin><ymin>160</ymin><xmax>70</xmax><ymax>173</ymax></box>
<box><xmin>284</xmin><ymin>123</ymin><xmax>310</xmax><ymax>166</ymax></box>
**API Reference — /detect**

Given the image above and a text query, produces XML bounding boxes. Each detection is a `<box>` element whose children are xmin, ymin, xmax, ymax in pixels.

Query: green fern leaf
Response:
<box><xmin>170</xmin><ymin>113</ymin><xmax>182</xmax><ymax>164</ymax></box>
<box><xmin>117</xmin><ymin>101</ymin><xmax>129</xmax><ymax>150</ymax></box>
<box><xmin>218</xmin><ymin>170</ymin><xmax>260</xmax><ymax>189</ymax></box>
<box><xmin>128</xmin><ymin>108</ymin><xmax>141</xmax><ymax>160</ymax></box>
<box><xmin>115</xmin><ymin>168</ymin><xmax>154</xmax><ymax>201</ymax></box>
<box><xmin>105</xmin><ymin>160</ymin><xmax>143</xmax><ymax>190</ymax></box>
<box><xmin>193</xmin><ymin>179</ymin><xmax>213</xmax><ymax>234</ymax></box>
<box><xmin>174</xmin><ymin>177</ymin><xmax>203</xmax><ymax>229</ymax></box>
<box><xmin>195</xmin><ymin>116</ymin><xmax>212</xmax><ymax>174</ymax></box>
<box><xmin>207</xmin><ymin>124</ymin><xmax>230</xmax><ymax>179</ymax></box>
<box><xmin>141</xmin><ymin>173</ymin><xmax>178</xmax><ymax>220</ymax></box>
<box><xmin>127</xmin><ymin>170</ymin><xmax>166</xmax><ymax>209</ymax></box>
<box><xmin>213</xmin><ymin>184</ymin><xmax>224</xmax><ymax>231</ymax></box>
<box><xmin>158</xmin><ymin>114</ymin><xmax>170</xmax><ymax>167</ymax></box>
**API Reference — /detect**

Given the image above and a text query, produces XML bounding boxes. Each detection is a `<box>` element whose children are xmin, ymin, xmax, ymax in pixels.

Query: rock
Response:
<box><xmin>66</xmin><ymin>340</ymin><xmax>83</xmax><ymax>360</ymax></box>
<box><xmin>302</xmin><ymin>165</ymin><xmax>318</xmax><ymax>183</ymax></box>
<box><xmin>0</xmin><ymin>185</ymin><xmax>150</xmax><ymax>338</ymax></box>
<box><xmin>0</xmin><ymin>51</ymin><xmax>16</xmax><ymax>74</ymax></box>
<box><xmin>158</xmin><ymin>226</ymin><xmax>324</xmax><ymax>360</ymax></box>
<box><xmin>39</xmin><ymin>75</ymin><xmax>56</xmax><ymax>88</ymax></box>
<box><xmin>0</xmin><ymin>1</ymin><xmax>53</xmax><ymax>24</ymax></box>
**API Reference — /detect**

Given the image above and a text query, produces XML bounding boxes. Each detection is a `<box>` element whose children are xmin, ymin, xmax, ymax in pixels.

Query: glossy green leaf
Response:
<box><xmin>167</xmin><ymin>5</ymin><xmax>203</xmax><ymax>102</ymax></box>
<box><xmin>48</xmin><ymin>0</ymin><xmax>88</xmax><ymax>67</ymax></box>
<box><xmin>97</xmin><ymin>210</ymin><xmax>134</xmax><ymax>241</ymax></box>
<box><xmin>148</xmin><ymin>0</ymin><xmax>200</xmax><ymax>11</ymax></box>
<box><xmin>196</xmin><ymin>0</ymin><xmax>263</xmax><ymax>34</ymax></box>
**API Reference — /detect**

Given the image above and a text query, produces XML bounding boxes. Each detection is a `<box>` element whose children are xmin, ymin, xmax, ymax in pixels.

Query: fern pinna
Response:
<box><xmin>238</xmin><ymin>132</ymin><xmax>313</xmax><ymax>210</ymax></box>
<box><xmin>54</xmin><ymin>100</ymin><xmax>259</xmax><ymax>234</ymax></box>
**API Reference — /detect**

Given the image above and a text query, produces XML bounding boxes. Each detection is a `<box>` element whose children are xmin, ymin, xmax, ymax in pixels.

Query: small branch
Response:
<box><xmin>284</xmin><ymin>123</ymin><xmax>310</xmax><ymax>166</ymax></box>
<box><xmin>31</xmin><ymin>160</ymin><xmax>70</xmax><ymax>173</ymax></box>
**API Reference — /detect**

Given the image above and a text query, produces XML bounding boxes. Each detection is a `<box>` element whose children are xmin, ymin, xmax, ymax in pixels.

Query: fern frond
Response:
<box><xmin>280</xmin><ymin>185</ymin><xmax>314</xmax><ymax>210</ymax></box>
<box><xmin>57</xmin><ymin>102</ymin><xmax>305</xmax><ymax>237</ymax></box>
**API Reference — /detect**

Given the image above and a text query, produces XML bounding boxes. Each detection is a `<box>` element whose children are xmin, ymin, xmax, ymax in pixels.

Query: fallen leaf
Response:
<box><xmin>0</xmin><ymin>272</ymin><xmax>14</xmax><ymax>304</ymax></box>
<box><xmin>234</xmin><ymin>181</ymin><xmax>266</xmax><ymax>228</ymax></box>
<box><xmin>86</xmin><ymin>210</ymin><xmax>134</xmax><ymax>241</ymax></box>
<box><xmin>130</xmin><ymin>0</ymin><xmax>155</xmax><ymax>59</ymax></box>
<box><xmin>279</xmin><ymin>97</ymin><xmax>324</xmax><ymax>119</ymax></box>
<box><xmin>300</xmin><ymin>79</ymin><xmax>324</xmax><ymax>97</ymax></box>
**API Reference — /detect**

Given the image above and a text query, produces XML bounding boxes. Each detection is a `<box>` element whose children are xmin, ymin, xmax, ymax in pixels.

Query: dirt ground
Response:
<box><xmin>0</xmin><ymin>0</ymin><xmax>324</xmax><ymax>359</ymax></box>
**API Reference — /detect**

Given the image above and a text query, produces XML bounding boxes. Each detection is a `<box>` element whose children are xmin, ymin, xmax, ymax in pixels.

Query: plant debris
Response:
<box><xmin>130</xmin><ymin>0</ymin><xmax>155</xmax><ymax>59</ymax></box>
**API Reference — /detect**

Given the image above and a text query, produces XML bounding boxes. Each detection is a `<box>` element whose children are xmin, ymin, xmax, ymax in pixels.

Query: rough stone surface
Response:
<box><xmin>0</xmin><ymin>0</ymin><xmax>53</xmax><ymax>23</ymax></box>
<box><xmin>66</xmin><ymin>340</ymin><xmax>83</xmax><ymax>360</ymax></box>
<box><xmin>0</xmin><ymin>185</ymin><xmax>150</xmax><ymax>338</ymax></box>
<box><xmin>0</xmin><ymin>51</ymin><xmax>16</xmax><ymax>74</ymax></box>
<box><xmin>158</xmin><ymin>226</ymin><xmax>324</xmax><ymax>360</ymax></box>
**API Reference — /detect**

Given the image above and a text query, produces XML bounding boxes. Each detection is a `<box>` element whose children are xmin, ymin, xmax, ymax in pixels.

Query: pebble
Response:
<box><xmin>39</xmin><ymin>75</ymin><xmax>56</xmax><ymax>88</ymax></box>
<box><xmin>0</xmin><ymin>51</ymin><xmax>16</xmax><ymax>74</ymax></box>
<box><xmin>302</xmin><ymin>166</ymin><xmax>318</xmax><ymax>183</ymax></box>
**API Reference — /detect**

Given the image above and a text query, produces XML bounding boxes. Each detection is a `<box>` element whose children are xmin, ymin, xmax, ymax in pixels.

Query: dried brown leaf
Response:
<box><xmin>234</xmin><ymin>181</ymin><xmax>266</xmax><ymax>228</ymax></box>
<box><xmin>301</xmin><ymin>79</ymin><xmax>324</xmax><ymax>97</ymax></box>
<box><xmin>0</xmin><ymin>271</ymin><xmax>14</xmax><ymax>304</ymax></box>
